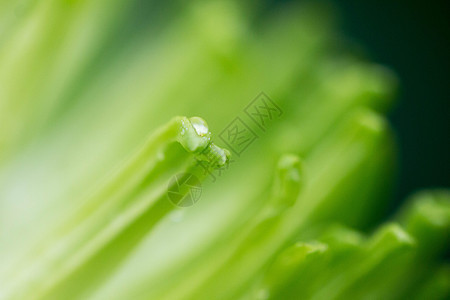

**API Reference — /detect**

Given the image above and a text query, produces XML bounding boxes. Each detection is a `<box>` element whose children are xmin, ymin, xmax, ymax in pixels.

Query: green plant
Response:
<box><xmin>0</xmin><ymin>1</ymin><xmax>448</xmax><ymax>299</ymax></box>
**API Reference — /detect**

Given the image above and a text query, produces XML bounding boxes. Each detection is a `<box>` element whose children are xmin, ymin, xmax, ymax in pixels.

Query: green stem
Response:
<box><xmin>2</xmin><ymin>116</ymin><xmax>229</xmax><ymax>300</ymax></box>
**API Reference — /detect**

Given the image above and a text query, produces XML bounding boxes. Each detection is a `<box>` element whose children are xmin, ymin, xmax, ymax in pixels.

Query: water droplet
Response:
<box><xmin>189</xmin><ymin>117</ymin><xmax>210</xmax><ymax>137</ymax></box>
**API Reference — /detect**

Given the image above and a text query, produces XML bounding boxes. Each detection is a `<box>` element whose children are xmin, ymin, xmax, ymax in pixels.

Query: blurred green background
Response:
<box><xmin>1</xmin><ymin>0</ymin><xmax>448</xmax><ymax>298</ymax></box>
<box><xmin>266</xmin><ymin>0</ymin><xmax>450</xmax><ymax>211</ymax></box>
<box><xmin>334</xmin><ymin>0</ymin><xmax>450</xmax><ymax>211</ymax></box>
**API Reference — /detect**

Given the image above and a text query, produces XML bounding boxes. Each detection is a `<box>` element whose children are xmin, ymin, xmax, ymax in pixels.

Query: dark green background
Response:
<box><xmin>271</xmin><ymin>0</ymin><xmax>450</xmax><ymax>209</ymax></box>
<box><xmin>337</xmin><ymin>0</ymin><xmax>450</xmax><ymax>210</ymax></box>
